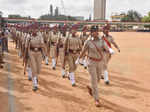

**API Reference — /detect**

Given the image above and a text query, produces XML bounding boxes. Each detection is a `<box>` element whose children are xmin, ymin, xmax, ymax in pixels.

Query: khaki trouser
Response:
<box><xmin>0</xmin><ymin>46</ymin><xmax>3</xmax><ymax>63</ymax></box>
<box><xmin>66</xmin><ymin>53</ymin><xmax>78</xmax><ymax>73</ymax></box>
<box><xmin>29</xmin><ymin>51</ymin><xmax>42</xmax><ymax>77</ymax></box>
<box><xmin>59</xmin><ymin>48</ymin><xmax>64</xmax><ymax>67</ymax></box>
<box><xmin>103</xmin><ymin>52</ymin><xmax>111</xmax><ymax>70</ymax></box>
<box><xmin>50</xmin><ymin>46</ymin><xmax>57</xmax><ymax>58</ymax></box>
<box><xmin>87</xmin><ymin>59</ymin><xmax>103</xmax><ymax>101</ymax></box>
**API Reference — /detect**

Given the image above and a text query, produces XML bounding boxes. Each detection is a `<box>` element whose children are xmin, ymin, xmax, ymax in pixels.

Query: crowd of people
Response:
<box><xmin>2</xmin><ymin>22</ymin><xmax>120</xmax><ymax>107</ymax></box>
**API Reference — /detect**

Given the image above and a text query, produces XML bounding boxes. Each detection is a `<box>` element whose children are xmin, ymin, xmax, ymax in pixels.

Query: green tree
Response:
<box><xmin>121</xmin><ymin>10</ymin><xmax>142</xmax><ymax>22</ymax></box>
<box><xmin>39</xmin><ymin>14</ymin><xmax>77</xmax><ymax>21</ymax></box>
<box><xmin>8</xmin><ymin>14</ymin><xmax>22</xmax><ymax>19</ymax></box>
<box><xmin>142</xmin><ymin>12</ymin><xmax>150</xmax><ymax>22</ymax></box>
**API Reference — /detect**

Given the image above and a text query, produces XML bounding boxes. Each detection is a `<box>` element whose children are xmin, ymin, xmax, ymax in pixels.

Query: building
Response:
<box><xmin>55</xmin><ymin>7</ymin><xmax>59</xmax><ymax>16</ymax></box>
<box><xmin>50</xmin><ymin>4</ymin><xmax>53</xmax><ymax>16</ymax></box>
<box><xmin>111</xmin><ymin>13</ymin><xmax>126</xmax><ymax>21</ymax></box>
<box><xmin>94</xmin><ymin>0</ymin><xmax>106</xmax><ymax>20</ymax></box>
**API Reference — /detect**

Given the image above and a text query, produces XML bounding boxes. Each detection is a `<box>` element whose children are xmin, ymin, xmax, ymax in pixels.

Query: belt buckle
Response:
<box><xmin>54</xmin><ymin>43</ymin><xmax>57</xmax><ymax>46</ymax></box>
<box><xmin>73</xmin><ymin>50</ymin><xmax>76</xmax><ymax>53</ymax></box>
<box><xmin>34</xmin><ymin>48</ymin><xmax>38</xmax><ymax>51</ymax></box>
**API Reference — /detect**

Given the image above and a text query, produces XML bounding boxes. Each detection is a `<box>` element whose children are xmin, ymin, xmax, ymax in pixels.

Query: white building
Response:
<box><xmin>94</xmin><ymin>0</ymin><xmax>106</xmax><ymax>20</ymax></box>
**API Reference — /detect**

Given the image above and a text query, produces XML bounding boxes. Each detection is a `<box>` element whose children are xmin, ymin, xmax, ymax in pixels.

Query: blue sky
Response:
<box><xmin>0</xmin><ymin>0</ymin><xmax>150</xmax><ymax>19</ymax></box>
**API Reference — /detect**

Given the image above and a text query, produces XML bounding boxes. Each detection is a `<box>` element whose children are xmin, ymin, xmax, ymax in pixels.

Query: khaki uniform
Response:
<box><xmin>80</xmin><ymin>34</ymin><xmax>89</xmax><ymax>46</ymax></box>
<box><xmin>64</xmin><ymin>34</ymin><xmax>82</xmax><ymax>85</ymax></box>
<box><xmin>43</xmin><ymin>32</ymin><xmax>49</xmax><ymax>55</ymax></box>
<box><xmin>26</xmin><ymin>34</ymin><xmax>44</xmax><ymax>77</ymax></box>
<box><xmin>15</xmin><ymin>31</ymin><xmax>20</xmax><ymax>49</ymax></box>
<box><xmin>79</xmin><ymin>34</ymin><xmax>89</xmax><ymax>67</ymax></box>
<box><xmin>102</xmin><ymin>35</ymin><xmax>114</xmax><ymax>70</ymax></box>
<box><xmin>64</xmin><ymin>35</ymin><xmax>82</xmax><ymax>73</ymax></box>
<box><xmin>57</xmin><ymin>34</ymin><xmax>66</xmax><ymax>66</ymax></box>
<box><xmin>0</xmin><ymin>38</ymin><xmax>3</xmax><ymax>65</ymax></box>
<box><xmin>18</xmin><ymin>31</ymin><xmax>24</xmax><ymax>57</ymax></box>
<box><xmin>82</xmin><ymin>38</ymin><xmax>109</xmax><ymax>100</ymax></box>
<box><xmin>49</xmin><ymin>32</ymin><xmax>58</xmax><ymax>58</ymax></box>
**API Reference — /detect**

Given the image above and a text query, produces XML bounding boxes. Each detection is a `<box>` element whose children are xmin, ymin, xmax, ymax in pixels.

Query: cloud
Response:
<box><xmin>0</xmin><ymin>0</ymin><xmax>150</xmax><ymax>19</ymax></box>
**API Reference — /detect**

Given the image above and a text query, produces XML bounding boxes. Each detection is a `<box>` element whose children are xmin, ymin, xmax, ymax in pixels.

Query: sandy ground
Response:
<box><xmin>0</xmin><ymin>32</ymin><xmax>150</xmax><ymax>112</ymax></box>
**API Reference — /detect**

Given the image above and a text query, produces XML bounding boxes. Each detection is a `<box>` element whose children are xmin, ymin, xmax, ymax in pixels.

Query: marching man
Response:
<box><xmin>102</xmin><ymin>24</ymin><xmax>120</xmax><ymax>85</ymax></box>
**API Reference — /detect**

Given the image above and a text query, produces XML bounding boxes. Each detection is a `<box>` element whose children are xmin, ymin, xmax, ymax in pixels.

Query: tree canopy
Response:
<box><xmin>39</xmin><ymin>14</ymin><xmax>77</xmax><ymax>21</ymax></box>
<box><xmin>142</xmin><ymin>12</ymin><xmax>150</xmax><ymax>22</ymax></box>
<box><xmin>121</xmin><ymin>10</ymin><xmax>142</xmax><ymax>22</ymax></box>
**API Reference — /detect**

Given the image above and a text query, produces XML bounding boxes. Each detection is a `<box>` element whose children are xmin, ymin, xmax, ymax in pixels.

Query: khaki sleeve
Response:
<box><xmin>40</xmin><ymin>36</ymin><xmax>44</xmax><ymax>44</ymax></box>
<box><xmin>82</xmin><ymin>40</ymin><xmax>89</xmax><ymax>52</ymax></box>
<box><xmin>110</xmin><ymin>36</ymin><xmax>115</xmax><ymax>44</ymax></box>
<box><xmin>63</xmin><ymin>37</ymin><xmax>68</xmax><ymax>47</ymax></box>
<box><xmin>79</xmin><ymin>39</ymin><xmax>82</xmax><ymax>49</ymax></box>
<box><xmin>25</xmin><ymin>38</ymin><xmax>29</xmax><ymax>48</ymax></box>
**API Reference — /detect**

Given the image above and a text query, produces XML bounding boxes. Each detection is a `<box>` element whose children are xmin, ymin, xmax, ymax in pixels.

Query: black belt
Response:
<box><xmin>51</xmin><ymin>42</ymin><xmax>57</xmax><ymax>46</ymax></box>
<box><xmin>30</xmin><ymin>47</ymin><xmax>41</xmax><ymax>52</ymax></box>
<box><xmin>59</xmin><ymin>45</ymin><xmax>63</xmax><ymax>48</ymax></box>
<box><xmin>69</xmin><ymin>49</ymin><xmax>80</xmax><ymax>54</ymax></box>
<box><xmin>88</xmin><ymin>56</ymin><xmax>102</xmax><ymax>62</ymax></box>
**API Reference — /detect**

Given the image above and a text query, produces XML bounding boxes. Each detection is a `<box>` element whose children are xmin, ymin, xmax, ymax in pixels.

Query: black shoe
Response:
<box><xmin>101</xmin><ymin>75</ymin><xmax>104</xmax><ymax>79</ymax></box>
<box><xmin>80</xmin><ymin>63</ymin><xmax>84</xmax><ymax>66</ymax></box>
<box><xmin>52</xmin><ymin>67</ymin><xmax>56</xmax><ymax>70</ymax></box>
<box><xmin>86</xmin><ymin>86</ymin><xmax>93</xmax><ymax>96</ymax></box>
<box><xmin>32</xmin><ymin>86</ymin><xmax>38</xmax><ymax>92</ymax></box>
<box><xmin>72</xmin><ymin>83</ymin><xmax>76</xmax><ymax>87</ymax></box>
<box><xmin>62</xmin><ymin>75</ymin><xmax>65</xmax><ymax>78</ymax></box>
<box><xmin>28</xmin><ymin>77</ymin><xmax>32</xmax><ymax>81</ymax></box>
<box><xmin>1</xmin><ymin>61</ymin><xmax>5</xmax><ymax>64</ymax></box>
<box><xmin>105</xmin><ymin>81</ymin><xmax>110</xmax><ymax>85</ymax></box>
<box><xmin>0</xmin><ymin>65</ymin><xmax>3</xmax><ymax>68</ymax></box>
<box><xmin>68</xmin><ymin>76</ymin><xmax>70</xmax><ymax>80</ymax></box>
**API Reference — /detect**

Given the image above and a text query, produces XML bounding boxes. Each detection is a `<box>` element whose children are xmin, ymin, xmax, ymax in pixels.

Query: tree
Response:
<box><xmin>39</xmin><ymin>14</ymin><xmax>77</xmax><ymax>21</ymax></box>
<box><xmin>8</xmin><ymin>14</ymin><xmax>22</xmax><ymax>19</ymax></box>
<box><xmin>121</xmin><ymin>10</ymin><xmax>142</xmax><ymax>22</ymax></box>
<box><xmin>142</xmin><ymin>12</ymin><xmax>150</xmax><ymax>22</ymax></box>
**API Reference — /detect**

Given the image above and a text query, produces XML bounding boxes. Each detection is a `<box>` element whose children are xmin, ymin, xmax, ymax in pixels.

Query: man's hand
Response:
<box><xmin>75</xmin><ymin>57</ymin><xmax>80</xmax><ymax>65</ymax></box>
<box><xmin>109</xmin><ymin>48</ymin><xmax>115</xmax><ymax>55</ymax></box>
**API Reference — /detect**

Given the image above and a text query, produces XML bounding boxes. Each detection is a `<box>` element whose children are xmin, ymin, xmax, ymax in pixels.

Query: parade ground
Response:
<box><xmin>0</xmin><ymin>32</ymin><xmax>150</xmax><ymax>112</ymax></box>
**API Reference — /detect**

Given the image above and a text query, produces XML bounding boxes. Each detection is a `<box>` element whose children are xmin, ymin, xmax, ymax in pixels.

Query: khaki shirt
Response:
<box><xmin>43</xmin><ymin>32</ymin><xmax>50</xmax><ymax>43</ymax></box>
<box><xmin>25</xmin><ymin>34</ymin><xmax>44</xmax><ymax>48</ymax></box>
<box><xmin>64</xmin><ymin>35</ymin><xmax>82</xmax><ymax>51</ymax></box>
<box><xmin>49</xmin><ymin>33</ymin><xmax>59</xmax><ymax>45</ymax></box>
<box><xmin>83</xmin><ymin>37</ymin><xmax>108</xmax><ymax>59</ymax></box>
<box><xmin>57</xmin><ymin>34</ymin><xmax>66</xmax><ymax>46</ymax></box>
<box><xmin>80</xmin><ymin>34</ymin><xmax>89</xmax><ymax>45</ymax></box>
<box><xmin>104</xmin><ymin>35</ymin><xmax>115</xmax><ymax>45</ymax></box>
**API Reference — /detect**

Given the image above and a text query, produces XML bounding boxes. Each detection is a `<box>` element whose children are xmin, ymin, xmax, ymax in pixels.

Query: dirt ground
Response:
<box><xmin>0</xmin><ymin>32</ymin><xmax>150</xmax><ymax>112</ymax></box>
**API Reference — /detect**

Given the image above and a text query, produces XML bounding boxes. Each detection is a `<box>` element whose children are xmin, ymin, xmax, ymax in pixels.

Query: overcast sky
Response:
<box><xmin>0</xmin><ymin>0</ymin><xmax>150</xmax><ymax>19</ymax></box>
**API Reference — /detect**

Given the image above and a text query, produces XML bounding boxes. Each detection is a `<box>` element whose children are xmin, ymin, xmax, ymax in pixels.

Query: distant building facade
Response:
<box><xmin>94</xmin><ymin>0</ymin><xmax>106</xmax><ymax>20</ymax></box>
<box><xmin>111</xmin><ymin>13</ymin><xmax>126</xmax><ymax>21</ymax></box>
